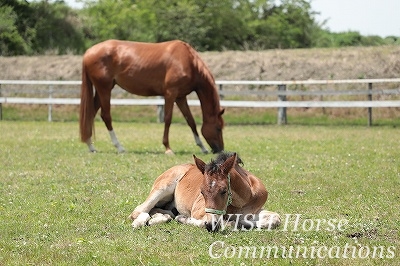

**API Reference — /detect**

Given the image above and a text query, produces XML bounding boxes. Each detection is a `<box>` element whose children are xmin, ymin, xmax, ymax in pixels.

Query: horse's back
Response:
<box><xmin>83</xmin><ymin>39</ymin><xmax>192</xmax><ymax>66</ymax></box>
<box><xmin>82</xmin><ymin>39</ymin><xmax>197</xmax><ymax>96</ymax></box>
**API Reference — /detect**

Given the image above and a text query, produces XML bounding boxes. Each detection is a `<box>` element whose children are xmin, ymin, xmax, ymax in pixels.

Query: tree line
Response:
<box><xmin>1</xmin><ymin>0</ymin><xmax>399</xmax><ymax>56</ymax></box>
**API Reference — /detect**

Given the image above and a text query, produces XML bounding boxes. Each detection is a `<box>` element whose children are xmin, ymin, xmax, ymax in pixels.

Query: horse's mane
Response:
<box><xmin>181</xmin><ymin>42</ymin><xmax>216</xmax><ymax>90</ymax></box>
<box><xmin>205</xmin><ymin>151</ymin><xmax>244</xmax><ymax>174</ymax></box>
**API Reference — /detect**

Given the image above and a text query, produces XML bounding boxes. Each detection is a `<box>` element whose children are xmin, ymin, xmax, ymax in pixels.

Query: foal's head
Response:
<box><xmin>194</xmin><ymin>152</ymin><xmax>237</xmax><ymax>232</ymax></box>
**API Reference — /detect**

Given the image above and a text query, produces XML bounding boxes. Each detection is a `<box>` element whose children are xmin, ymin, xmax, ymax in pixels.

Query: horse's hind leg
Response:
<box><xmin>175</xmin><ymin>97</ymin><xmax>208</xmax><ymax>154</ymax></box>
<box><xmin>86</xmin><ymin>92</ymin><xmax>101</xmax><ymax>152</ymax></box>
<box><xmin>95</xmin><ymin>82</ymin><xmax>125</xmax><ymax>153</ymax></box>
<box><xmin>162</xmin><ymin>97</ymin><xmax>176</xmax><ymax>155</ymax></box>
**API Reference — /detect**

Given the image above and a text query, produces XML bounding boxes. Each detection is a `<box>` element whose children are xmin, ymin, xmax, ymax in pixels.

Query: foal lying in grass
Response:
<box><xmin>129</xmin><ymin>152</ymin><xmax>280</xmax><ymax>232</ymax></box>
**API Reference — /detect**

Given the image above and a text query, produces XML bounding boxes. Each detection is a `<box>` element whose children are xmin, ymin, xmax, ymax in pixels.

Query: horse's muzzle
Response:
<box><xmin>211</xmin><ymin>146</ymin><xmax>223</xmax><ymax>154</ymax></box>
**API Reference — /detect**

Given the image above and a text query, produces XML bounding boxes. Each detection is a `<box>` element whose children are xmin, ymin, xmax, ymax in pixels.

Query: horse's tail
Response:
<box><xmin>79</xmin><ymin>60</ymin><xmax>95</xmax><ymax>143</ymax></box>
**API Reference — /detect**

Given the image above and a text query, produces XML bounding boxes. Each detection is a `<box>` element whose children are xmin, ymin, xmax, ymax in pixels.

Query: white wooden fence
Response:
<box><xmin>1</xmin><ymin>78</ymin><xmax>400</xmax><ymax>125</ymax></box>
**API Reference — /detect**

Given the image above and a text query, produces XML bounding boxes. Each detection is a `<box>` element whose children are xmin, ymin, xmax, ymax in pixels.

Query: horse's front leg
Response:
<box><xmin>108</xmin><ymin>129</ymin><xmax>125</xmax><ymax>153</ymax></box>
<box><xmin>175</xmin><ymin>97</ymin><xmax>208</xmax><ymax>154</ymax></box>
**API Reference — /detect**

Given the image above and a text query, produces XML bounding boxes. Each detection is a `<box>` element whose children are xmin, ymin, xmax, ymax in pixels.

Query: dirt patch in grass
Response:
<box><xmin>1</xmin><ymin>46</ymin><xmax>400</xmax><ymax>81</ymax></box>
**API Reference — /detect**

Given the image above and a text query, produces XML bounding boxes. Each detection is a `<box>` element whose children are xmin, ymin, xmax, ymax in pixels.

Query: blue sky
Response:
<box><xmin>65</xmin><ymin>0</ymin><xmax>400</xmax><ymax>37</ymax></box>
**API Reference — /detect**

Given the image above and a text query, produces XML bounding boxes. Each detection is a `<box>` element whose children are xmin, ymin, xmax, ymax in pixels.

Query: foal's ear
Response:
<box><xmin>219</xmin><ymin>108</ymin><xmax>225</xmax><ymax>116</ymax></box>
<box><xmin>221</xmin><ymin>153</ymin><xmax>237</xmax><ymax>175</ymax></box>
<box><xmin>193</xmin><ymin>155</ymin><xmax>206</xmax><ymax>174</ymax></box>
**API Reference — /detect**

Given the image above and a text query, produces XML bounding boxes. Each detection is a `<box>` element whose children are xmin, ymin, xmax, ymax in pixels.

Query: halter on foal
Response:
<box><xmin>129</xmin><ymin>152</ymin><xmax>281</xmax><ymax>232</ymax></box>
<box><xmin>80</xmin><ymin>39</ymin><xmax>224</xmax><ymax>154</ymax></box>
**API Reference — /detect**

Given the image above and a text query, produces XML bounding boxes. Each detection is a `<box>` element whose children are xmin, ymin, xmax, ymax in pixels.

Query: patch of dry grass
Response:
<box><xmin>1</xmin><ymin>46</ymin><xmax>400</xmax><ymax>81</ymax></box>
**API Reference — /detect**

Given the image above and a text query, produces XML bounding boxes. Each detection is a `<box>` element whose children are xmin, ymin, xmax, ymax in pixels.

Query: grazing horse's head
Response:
<box><xmin>194</xmin><ymin>152</ymin><xmax>237</xmax><ymax>232</ymax></box>
<box><xmin>201</xmin><ymin>109</ymin><xmax>225</xmax><ymax>153</ymax></box>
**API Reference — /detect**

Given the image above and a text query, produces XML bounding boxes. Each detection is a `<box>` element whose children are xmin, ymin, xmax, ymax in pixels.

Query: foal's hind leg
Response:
<box><xmin>129</xmin><ymin>166</ymin><xmax>188</xmax><ymax>228</ymax></box>
<box><xmin>175</xmin><ymin>97</ymin><xmax>208</xmax><ymax>154</ymax></box>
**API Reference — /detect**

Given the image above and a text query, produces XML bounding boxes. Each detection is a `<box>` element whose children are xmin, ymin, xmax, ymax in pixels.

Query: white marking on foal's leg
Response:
<box><xmin>132</xmin><ymin>212</ymin><xmax>151</xmax><ymax>229</ymax></box>
<box><xmin>109</xmin><ymin>130</ymin><xmax>125</xmax><ymax>153</ymax></box>
<box><xmin>86</xmin><ymin>138</ymin><xmax>97</xmax><ymax>152</ymax></box>
<box><xmin>194</xmin><ymin>134</ymin><xmax>208</xmax><ymax>154</ymax></box>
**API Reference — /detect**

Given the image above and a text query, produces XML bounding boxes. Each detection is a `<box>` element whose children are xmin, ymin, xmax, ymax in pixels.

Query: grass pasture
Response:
<box><xmin>0</xmin><ymin>121</ymin><xmax>399</xmax><ymax>265</ymax></box>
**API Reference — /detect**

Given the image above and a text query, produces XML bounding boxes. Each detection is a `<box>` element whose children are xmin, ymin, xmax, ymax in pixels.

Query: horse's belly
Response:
<box><xmin>116</xmin><ymin>81</ymin><xmax>162</xmax><ymax>97</ymax></box>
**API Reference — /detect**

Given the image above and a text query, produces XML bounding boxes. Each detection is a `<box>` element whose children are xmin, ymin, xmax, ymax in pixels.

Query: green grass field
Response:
<box><xmin>0</xmin><ymin>121</ymin><xmax>399</xmax><ymax>265</ymax></box>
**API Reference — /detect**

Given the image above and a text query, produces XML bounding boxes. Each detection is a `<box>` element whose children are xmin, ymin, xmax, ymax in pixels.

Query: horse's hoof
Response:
<box><xmin>165</xmin><ymin>149</ymin><xmax>175</xmax><ymax>156</ymax></box>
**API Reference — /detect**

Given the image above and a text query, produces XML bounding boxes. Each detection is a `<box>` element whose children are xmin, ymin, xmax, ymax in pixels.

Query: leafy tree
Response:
<box><xmin>1</xmin><ymin>0</ymin><xmax>396</xmax><ymax>55</ymax></box>
<box><xmin>246</xmin><ymin>0</ymin><xmax>320</xmax><ymax>49</ymax></box>
<box><xmin>151</xmin><ymin>0</ymin><xmax>209</xmax><ymax>49</ymax></box>
<box><xmin>31</xmin><ymin>1</ymin><xmax>86</xmax><ymax>54</ymax></box>
<box><xmin>83</xmin><ymin>0</ymin><xmax>158</xmax><ymax>44</ymax></box>
<box><xmin>0</xmin><ymin>0</ymin><xmax>35</xmax><ymax>55</ymax></box>
<box><xmin>0</xmin><ymin>5</ymin><xmax>28</xmax><ymax>55</ymax></box>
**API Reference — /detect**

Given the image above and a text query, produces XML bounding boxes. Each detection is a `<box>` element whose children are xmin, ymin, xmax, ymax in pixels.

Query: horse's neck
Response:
<box><xmin>195</xmin><ymin>82</ymin><xmax>221</xmax><ymax>122</ymax></box>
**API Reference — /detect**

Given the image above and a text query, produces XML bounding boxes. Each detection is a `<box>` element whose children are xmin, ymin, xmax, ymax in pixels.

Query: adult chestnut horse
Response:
<box><xmin>129</xmin><ymin>152</ymin><xmax>281</xmax><ymax>232</ymax></box>
<box><xmin>80</xmin><ymin>39</ymin><xmax>224</xmax><ymax>154</ymax></box>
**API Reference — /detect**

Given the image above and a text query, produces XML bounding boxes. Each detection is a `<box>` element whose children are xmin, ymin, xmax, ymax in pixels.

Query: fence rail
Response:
<box><xmin>1</xmin><ymin>79</ymin><xmax>400</xmax><ymax>125</ymax></box>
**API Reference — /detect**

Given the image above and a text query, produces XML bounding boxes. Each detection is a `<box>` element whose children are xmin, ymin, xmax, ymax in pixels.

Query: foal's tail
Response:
<box><xmin>79</xmin><ymin>61</ymin><xmax>95</xmax><ymax>143</ymax></box>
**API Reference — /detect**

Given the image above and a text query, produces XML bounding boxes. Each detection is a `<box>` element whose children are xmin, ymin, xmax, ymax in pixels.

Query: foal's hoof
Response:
<box><xmin>132</xmin><ymin>213</ymin><xmax>151</xmax><ymax>229</ymax></box>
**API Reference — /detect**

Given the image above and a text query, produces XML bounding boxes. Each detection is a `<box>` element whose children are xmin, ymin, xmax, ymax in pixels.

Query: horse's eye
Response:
<box><xmin>221</xmin><ymin>189</ymin><xmax>227</xmax><ymax>195</ymax></box>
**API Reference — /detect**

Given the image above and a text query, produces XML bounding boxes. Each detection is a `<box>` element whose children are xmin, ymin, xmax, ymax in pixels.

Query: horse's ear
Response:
<box><xmin>193</xmin><ymin>155</ymin><xmax>206</xmax><ymax>174</ymax></box>
<box><xmin>219</xmin><ymin>108</ymin><xmax>225</xmax><ymax>116</ymax></box>
<box><xmin>220</xmin><ymin>152</ymin><xmax>236</xmax><ymax>175</ymax></box>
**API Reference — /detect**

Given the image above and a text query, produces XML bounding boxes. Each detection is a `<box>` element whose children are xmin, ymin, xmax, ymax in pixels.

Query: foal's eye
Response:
<box><xmin>221</xmin><ymin>189</ymin><xmax>227</xmax><ymax>195</ymax></box>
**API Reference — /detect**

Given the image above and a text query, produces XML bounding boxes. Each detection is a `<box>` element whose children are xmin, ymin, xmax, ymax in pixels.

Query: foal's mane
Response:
<box><xmin>205</xmin><ymin>151</ymin><xmax>244</xmax><ymax>175</ymax></box>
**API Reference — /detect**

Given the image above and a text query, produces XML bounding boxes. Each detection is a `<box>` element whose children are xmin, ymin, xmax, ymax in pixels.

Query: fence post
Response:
<box><xmin>157</xmin><ymin>96</ymin><xmax>164</xmax><ymax>123</ymax></box>
<box><xmin>277</xmin><ymin>84</ymin><xmax>287</xmax><ymax>125</ymax></box>
<box><xmin>219</xmin><ymin>84</ymin><xmax>224</xmax><ymax>100</ymax></box>
<box><xmin>48</xmin><ymin>85</ymin><xmax>53</xmax><ymax>122</ymax></box>
<box><xmin>368</xmin><ymin>83</ymin><xmax>372</xmax><ymax>126</ymax></box>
